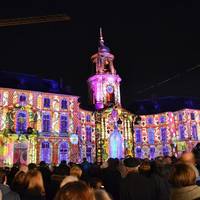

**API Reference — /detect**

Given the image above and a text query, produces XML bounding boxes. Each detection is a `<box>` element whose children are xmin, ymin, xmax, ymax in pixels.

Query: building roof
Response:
<box><xmin>0</xmin><ymin>71</ymin><xmax>77</xmax><ymax>96</ymax></box>
<box><xmin>127</xmin><ymin>96</ymin><xmax>200</xmax><ymax>115</ymax></box>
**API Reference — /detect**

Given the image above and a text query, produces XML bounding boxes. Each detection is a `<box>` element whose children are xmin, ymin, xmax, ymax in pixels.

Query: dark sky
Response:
<box><xmin>0</xmin><ymin>1</ymin><xmax>199</xmax><ymax>108</ymax></box>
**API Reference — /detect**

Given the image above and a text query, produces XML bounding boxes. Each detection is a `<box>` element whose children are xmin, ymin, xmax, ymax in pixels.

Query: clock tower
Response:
<box><xmin>88</xmin><ymin>28</ymin><xmax>121</xmax><ymax>110</ymax></box>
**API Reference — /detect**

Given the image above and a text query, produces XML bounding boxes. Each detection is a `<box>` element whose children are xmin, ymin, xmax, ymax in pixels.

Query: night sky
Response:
<box><xmin>0</xmin><ymin>1</ymin><xmax>199</xmax><ymax>109</ymax></box>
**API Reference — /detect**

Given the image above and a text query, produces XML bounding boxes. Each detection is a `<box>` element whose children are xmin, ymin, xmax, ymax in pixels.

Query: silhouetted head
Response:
<box><xmin>39</xmin><ymin>161</ymin><xmax>46</xmax><ymax>167</ymax></box>
<box><xmin>55</xmin><ymin>181</ymin><xmax>95</xmax><ymax>200</ymax></box>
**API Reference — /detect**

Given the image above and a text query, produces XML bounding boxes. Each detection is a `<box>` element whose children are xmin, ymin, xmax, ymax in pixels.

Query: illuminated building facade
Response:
<box><xmin>0</xmin><ymin>31</ymin><xmax>200</xmax><ymax>166</ymax></box>
<box><xmin>133</xmin><ymin>109</ymin><xmax>200</xmax><ymax>158</ymax></box>
<box><xmin>0</xmin><ymin>88</ymin><xmax>95</xmax><ymax>166</ymax></box>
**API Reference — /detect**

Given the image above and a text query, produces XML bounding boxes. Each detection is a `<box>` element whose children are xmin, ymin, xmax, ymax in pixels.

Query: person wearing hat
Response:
<box><xmin>120</xmin><ymin>157</ymin><xmax>155</xmax><ymax>200</ymax></box>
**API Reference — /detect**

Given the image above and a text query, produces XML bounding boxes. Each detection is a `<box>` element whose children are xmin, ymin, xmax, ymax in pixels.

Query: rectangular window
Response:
<box><xmin>161</xmin><ymin>127</ymin><xmax>167</xmax><ymax>143</ymax></box>
<box><xmin>43</xmin><ymin>114</ymin><xmax>50</xmax><ymax>132</ymax></box>
<box><xmin>19</xmin><ymin>94</ymin><xmax>26</xmax><ymax>102</ymax></box>
<box><xmin>135</xmin><ymin>129</ymin><xmax>142</xmax><ymax>144</ymax></box>
<box><xmin>148</xmin><ymin>128</ymin><xmax>155</xmax><ymax>145</ymax></box>
<box><xmin>61</xmin><ymin>99</ymin><xmax>68</xmax><ymax>109</ymax></box>
<box><xmin>86</xmin><ymin>126</ymin><xmax>92</xmax><ymax>142</ymax></box>
<box><xmin>60</xmin><ymin>115</ymin><xmax>68</xmax><ymax>133</ymax></box>
<box><xmin>179</xmin><ymin>125</ymin><xmax>185</xmax><ymax>140</ymax></box>
<box><xmin>16</xmin><ymin>112</ymin><xmax>27</xmax><ymax>132</ymax></box>
<box><xmin>178</xmin><ymin>113</ymin><xmax>183</xmax><ymax>121</ymax></box>
<box><xmin>191</xmin><ymin>113</ymin><xmax>195</xmax><ymax>120</ymax></box>
<box><xmin>192</xmin><ymin>125</ymin><xmax>198</xmax><ymax>140</ymax></box>
<box><xmin>44</xmin><ymin>98</ymin><xmax>50</xmax><ymax>108</ymax></box>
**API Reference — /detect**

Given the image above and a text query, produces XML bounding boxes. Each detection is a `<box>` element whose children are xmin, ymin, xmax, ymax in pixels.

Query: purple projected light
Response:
<box><xmin>88</xmin><ymin>74</ymin><xmax>121</xmax><ymax>110</ymax></box>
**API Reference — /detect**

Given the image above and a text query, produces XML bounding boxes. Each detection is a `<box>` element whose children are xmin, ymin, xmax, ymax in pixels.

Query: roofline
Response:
<box><xmin>0</xmin><ymin>86</ymin><xmax>80</xmax><ymax>98</ymax></box>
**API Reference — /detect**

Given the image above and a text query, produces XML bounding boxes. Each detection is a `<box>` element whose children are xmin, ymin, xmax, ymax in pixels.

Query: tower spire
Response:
<box><xmin>99</xmin><ymin>27</ymin><xmax>104</xmax><ymax>45</ymax></box>
<box><xmin>88</xmin><ymin>29</ymin><xmax>121</xmax><ymax>110</ymax></box>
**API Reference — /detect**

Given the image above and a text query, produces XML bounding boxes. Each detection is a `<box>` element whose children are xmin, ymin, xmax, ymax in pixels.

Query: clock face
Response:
<box><xmin>106</xmin><ymin>85</ymin><xmax>114</xmax><ymax>94</ymax></box>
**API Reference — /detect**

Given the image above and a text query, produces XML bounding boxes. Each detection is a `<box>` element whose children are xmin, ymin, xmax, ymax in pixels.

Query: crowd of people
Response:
<box><xmin>1</xmin><ymin>144</ymin><xmax>200</xmax><ymax>200</ymax></box>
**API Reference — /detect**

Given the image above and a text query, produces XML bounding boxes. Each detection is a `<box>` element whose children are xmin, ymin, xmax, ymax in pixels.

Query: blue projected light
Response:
<box><xmin>70</xmin><ymin>133</ymin><xmax>79</xmax><ymax>145</ymax></box>
<box><xmin>109</xmin><ymin>129</ymin><xmax>123</xmax><ymax>159</ymax></box>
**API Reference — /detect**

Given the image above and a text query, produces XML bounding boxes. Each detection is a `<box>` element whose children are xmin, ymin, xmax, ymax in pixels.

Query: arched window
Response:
<box><xmin>163</xmin><ymin>146</ymin><xmax>169</xmax><ymax>156</ymax></box>
<box><xmin>60</xmin><ymin>115</ymin><xmax>68</xmax><ymax>133</ymax></box>
<box><xmin>136</xmin><ymin>147</ymin><xmax>142</xmax><ymax>158</ymax></box>
<box><xmin>42</xmin><ymin>113</ymin><xmax>51</xmax><ymax>132</ymax></box>
<box><xmin>150</xmin><ymin>146</ymin><xmax>155</xmax><ymax>159</ymax></box>
<box><xmin>109</xmin><ymin>129</ymin><xmax>123</xmax><ymax>159</ymax></box>
<box><xmin>192</xmin><ymin>125</ymin><xmax>198</xmax><ymax>140</ymax></box>
<box><xmin>86</xmin><ymin>126</ymin><xmax>92</xmax><ymax>142</ymax></box>
<box><xmin>135</xmin><ymin>129</ymin><xmax>142</xmax><ymax>144</ymax></box>
<box><xmin>61</xmin><ymin>99</ymin><xmax>68</xmax><ymax>109</ymax></box>
<box><xmin>16</xmin><ymin>111</ymin><xmax>27</xmax><ymax>133</ymax></box>
<box><xmin>148</xmin><ymin>128</ymin><xmax>155</xmax><ymax>145</ymax></box>
<box><xmin>41</xmin><ymin>142</ymin><xmax>51</xmax><ymax>163</ymax></box>
<box><xmin>59</xmin><ymin>142</ymin><xmax>68</xmax><ymax>162</ymax></box>
<box><xmin>86</xmin><ymin>147</ymin><xmax>92</xmax><ymax>163</ymax></box>
<box><xmin>161</xmin><ymin>127</ymin><xmax>167</xmax><ymax>143</ymax></box>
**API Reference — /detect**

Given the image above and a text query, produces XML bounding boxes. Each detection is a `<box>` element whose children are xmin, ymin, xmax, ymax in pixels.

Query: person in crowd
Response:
<box><xmin>118</xmin><ymin>159</ymin><xmax>127</xmax><ymax>178</ymax></box>
<box><xmin>120</xmin><ymin>157</ymin><xmax>155</xmax><ymax>200</ymax></box>
<box><xmin>19</xmin><ymin>164</ymin><xmax>28</xmax><ymax>173</ymax></box>
<box><xmin>70</xmin><ymin>165</ymin><xmax>82</xmax><ymax>179</ymax></box>
<box><xmin>7</xmin><ymin>164</ymin><xmax>19</xmax><ymax>186</ymax></box>
<box><xmin>180</xmin><ymin>152</ymin><xmax>196</xmax><ymax>166</ymax></box>
<box><xmin>163</xmin><ymin>156</ymin><xmax>172</xmax><ymax>165</ymax></box>
<box><xmin>139</xmin><ymin>160</ymin><xmax>170</xmax><ymax>200</ymax></box>
<box><xmin>0</xmin><ymin>169</ymin><xmax>20</xmax><ymax>200</ymax></box>
<box><xmin>139</xmin><ymin>160</ymin><xmax>151</xmax><ymax>177</ymax></box>
<box><xmin>101</xmin><ymin>158</ymin><xmax>121</xmax><ymax>200</ymax></box>
<box><xmin>170</xmin><ymin>163</ymin><xmax>200</xmax><ymax>200</ymax></box>
<box><xmin>54</xmin><ymin>181</ymin><xmax>95</xmax><ymax>200</ymax></box>
<box><xmin>89</xmin><ymin>177</ymin><xmax>104</xmax><ymax>190</ymax></box>
<box><xmin>38</xmin><ymin>161</ymin><xmax>51</xmax><ymax>199</ymax></box>
<box><xmin>28</xmin><ymin>163</ymin><xmax>37</xmax><ymax>171</ymax></box>
<box><xmin>0</xmin><ymin>189</ymin><xmax>2</xmax><ymax>200</ymax></box>
<box><xmin>94</xmin><ymin>189</ymin><xmax>112</xmax><ymax>200</ymax></box>
<box><xmin>49</xmin><ymin>162</ymin><xmax>70</xmax><ymax>200</ymax></box>
<box><xmin>20</xmin><ymin>169</ymin><xmax>45</xmax><ymax>200</ymax></box>
<box><xmin>81</xmin><ymin>158</ymin><xmax>92</xmax><ymax>183</ymax></box>
<box><xmin>60</xmin><ymin>176</ymin><xmax>78</xmax><ymax>188</ymax></box>
<box><xmin>10</xmin><ymin>170</ymin><xmax>26</xmax><ymax>196</ymax></box>
<box><xmin>180</xmin><ymin>152</ymin><xmax>200</xmax><ymax>184</ymax></box>
<box><xmin>87</xmin><ymin>163</ymin><xmax>101</xmax><ymax>180</ymax></box>
<box><xmin>54</xmin><ymin>160</ymin><xmax>70</xmax><ymax>176</ymax></box>
<box><xmin>193</xmin><ymin>143</ymin><xmax>200</xmax><ymax>160</ymax></box>
<box><xmin>81</xmin><ymin>158</ymin><xmax>91</xmax><ymax>173</ymax></box>
<box><xmin>68</xmin><ymin>162</ymin><xmax>75</xmax><ymax>168</ymax></box>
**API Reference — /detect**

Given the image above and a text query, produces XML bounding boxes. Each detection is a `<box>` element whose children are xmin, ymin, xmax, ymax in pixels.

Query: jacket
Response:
<box><xmin>120</xmin><ymin>172</ymin><xmax>156</xmax><ymax>200</ymax></box>
<box><xmin>170</xmin><ymin>185</ymin><xmax>200</xmax><ymax>200</ymax></box>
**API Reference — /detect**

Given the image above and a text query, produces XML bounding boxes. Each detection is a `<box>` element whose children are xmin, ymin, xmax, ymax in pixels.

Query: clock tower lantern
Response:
<box><xmin>88</xmin><ymin>28</ymin><xmax>121</xmax><ymax>110</ymax></box>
